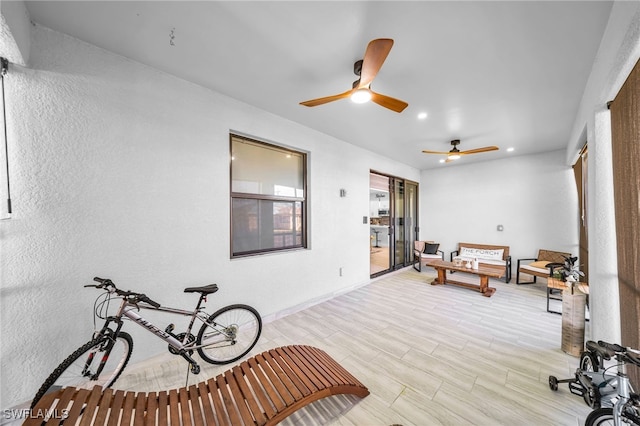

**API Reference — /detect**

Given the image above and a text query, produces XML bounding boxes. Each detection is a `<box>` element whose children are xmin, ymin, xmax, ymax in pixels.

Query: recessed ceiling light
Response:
<box><xmin>507</xmin><ymin>147</ymin><xmax>515</xmax><ymax>152</ymax></box>
<box><xmin>417</xmin><ymin>112</ymin><xmax>428</xmax><ymax>120</ymax></box>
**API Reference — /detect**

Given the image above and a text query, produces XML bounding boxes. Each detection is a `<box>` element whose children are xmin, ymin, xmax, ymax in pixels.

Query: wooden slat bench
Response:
<box><xmin>26</xmin><ymin>345</ymin><xmax>369</xmax><ymax>426</ymax></box>
<box><xmin>450</xmin><ymin>242</ymin><xmax>512</xmax><ymax>283</ymax></box>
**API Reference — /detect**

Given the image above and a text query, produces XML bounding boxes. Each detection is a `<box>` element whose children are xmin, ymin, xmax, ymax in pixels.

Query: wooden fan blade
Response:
<box><xmin>422</xmin><ymin>149</ymin><xmax>450</xmax><ymax>155</ymax></box>
<box><xmin>460</xmin><ymin>146</ymin><xmax>499</xmax><ymax>155</ymax></box>
<box><xmin>358</xmin><ymin>39</ymin><xmax>394</xmax><ymax>88</ymax></box>
<box><xmin>300</xmin><ymin>89</ymin><xmax>354</xmax><ymax>107</ymax></box>
<box><xmin>370</xmin><ymin>90</ymin><xmax>408</xmax><ymax>113</ymax></box>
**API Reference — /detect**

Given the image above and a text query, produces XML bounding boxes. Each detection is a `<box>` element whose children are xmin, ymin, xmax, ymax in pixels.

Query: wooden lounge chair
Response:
<box><xmin>516</xmin><ymin>249</ymin><xmax>570</xmax><ymax>285</ymax></box>
<box><xmin>26</xmin><ymin>345</ymin><xmax>369</xmax><ymax>426</ymax></box>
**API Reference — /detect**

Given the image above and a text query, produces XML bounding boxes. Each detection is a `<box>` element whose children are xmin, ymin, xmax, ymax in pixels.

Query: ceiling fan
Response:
<box><xmin>299</xmin><ymin>38</ymin><xmax>408</xmax><ymax>113</ymax></box>
<box><xmin>422</xmin><ymin>140</ymin><xmax>499</xmax><ymax>162</ymax></box>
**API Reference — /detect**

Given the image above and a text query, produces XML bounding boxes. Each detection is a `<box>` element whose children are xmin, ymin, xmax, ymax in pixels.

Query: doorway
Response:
<box><xmin>370</xmin><ymin>172</ymin><xmax>418</xmax><ymax>277</ymax></box>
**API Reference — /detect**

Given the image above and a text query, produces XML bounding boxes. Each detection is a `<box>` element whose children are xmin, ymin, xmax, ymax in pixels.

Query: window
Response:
<box><xmin>230</xmin><ymin>135</ymin><xmax>307</xmax><ymax>257</ymax></box>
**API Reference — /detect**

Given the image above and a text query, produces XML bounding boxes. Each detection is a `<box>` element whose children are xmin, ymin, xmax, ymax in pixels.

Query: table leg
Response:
<box><xmin>432</xmin><ymin>268</ymin><xmax>446</xmax><ymax>285</ymax></box>
<box><xmin>479</xmin><ymin>275</ymin><xmax>496</xmax><ymax>297</ymax></box>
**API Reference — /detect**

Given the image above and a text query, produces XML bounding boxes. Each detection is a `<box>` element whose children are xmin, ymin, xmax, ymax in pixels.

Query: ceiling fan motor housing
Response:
<box><xmin>354</xmin><ymin>59</ymin><xmax>363</xmax><ymax>76</ymax></box>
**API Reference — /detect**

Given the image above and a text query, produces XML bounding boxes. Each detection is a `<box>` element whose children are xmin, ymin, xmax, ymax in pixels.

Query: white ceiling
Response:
<box><xmin>24</xmin><ymin>1</ymin><xmax>613</xmax><ymax>169</ymax></box>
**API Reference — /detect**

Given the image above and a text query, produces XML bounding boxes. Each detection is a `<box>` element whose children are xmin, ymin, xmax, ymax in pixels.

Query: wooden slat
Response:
<box><xmin>168</xmin><ymin>389</ymin><xmax>180</xmax><ymax>425</ymax></box>
<box><xmin>179</xmin><ymin>386</ymin><xmax>192</xmax><ymax>426</ymax></box>
<box><xmin>247</xmin><ymin>356</ymin><xmax>285</xmax><ymax>412</ymax></box>
<box><xmin>224</xmin><ymin>369</ymin><xmax>254</xmax><ymax>424</ymax></box>
<box><xmin>311</xmin><ymin>347</ymin><xmax>362</xmax><ymax>387</ymax></box>
<box><xmin>64</xmin><ymin>388</ymin><xmax>91</xmax><ymax>425</ymax></box>
<box><xmin>188</xmin><ymin>384</ymin><xmax>205</xmax><ymax>426</ymax></box>
<box><xmin>145</xmin><ymin>391</ymin><xmax>158</xmax><ymax>426</ymax></box>
<box><xmin>216</xmin><ymin>372</ymin><xmax>241</xmax><ymax>425</ymax></box>
<box><xmin>93</xmin><ymin>388</ymin><xmax>113</xmax><ymax>426</ymax></box>
<box><xmin>23</xmin><ymin>392</ymin><xmax>58</xmax><ymax>426</ymax></box>
<box><xmin>119</xmin><ymin>392</ymin><xmax>136</xmax><ymax>426</ymax></box>
<box><xmin>134</xmin><ymin>392</ymin><xmax>147</xmax><ymax>426</ymax></box>
<box><xmin>207</xmin><ymin>376</ymin><xmax>231</xmax><ymax>426</ymax></box>
<box><xmin>273</xmin><ymin>347</ymin><xmax>323</xmax><ymax>393</ymax></box>
<box><xmin>78</xmin><ymin>386</ymin><xmax>104</xmax><ymax>426</ymax></box>
<box><xmin>254</xmin><ymin>353</ymin><xmax>297</xmax><ymax>405</ymax></box>
<box><xmin>197</xmin><ymin>381</ymin><xmax>216</xmax><ymax>425</ymax></box>
<box><xmin>40</xmin><ymin>386</ymin><xmax>77</xmax><ymax>426</ymax></box>
<box><xmin>262</xmin><ymin>351</ymin><xmax>307</xmax><ymax>401</ymax></box>
<box><xmin>107</xmin><ymin>390</ymin><xmax>126</xmax><ymax>426</ymax></box>
<box><xmin>232</xmin><ymin>364</ymin><xmax>267</xmax><ymax>424</ymax></box>
<box><xmin>295</xmin><ymin>346</ymin><xmax>341</xmax><ymax>387</ymax></box>
<box><xmin>301</xmin><ymin>346</ymin><xmax>348</xmax><ymax>387</ymax></box>
<box><xmin>241</xmin><ymin>359</ymin><xmax>277</xmax><ymax>419</ymax></box>
<box><xmin>156</xmin><ymin>391</ymin><xmax>168</xmax><ymax>426</ymax></box>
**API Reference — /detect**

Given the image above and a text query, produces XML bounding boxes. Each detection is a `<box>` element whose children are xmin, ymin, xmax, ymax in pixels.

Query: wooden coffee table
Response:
<box><xmin>424</xmin><ymin>259</ymin><xmax>505</xmax><ymax>297</ymax></box>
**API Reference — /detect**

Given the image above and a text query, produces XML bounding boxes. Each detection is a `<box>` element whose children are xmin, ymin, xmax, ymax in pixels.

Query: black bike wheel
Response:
<box><xmin>197</xmin><ymin>304</ymin><xmax>261</xmax><ymax>364</ymax></box>
<box><xmin>581</xmin><ymin>351</ymin><xmax>599</xmax><ymax>372</ymax></box>
<box><xmin>585</xmin><ymin>408</ymin><xmax>614</xmax><ymax>426</ymax></box>
<box><xmin>31</xmin><ymin>332</ymin><xmax>133</xmax><ymax>408</ymax></box>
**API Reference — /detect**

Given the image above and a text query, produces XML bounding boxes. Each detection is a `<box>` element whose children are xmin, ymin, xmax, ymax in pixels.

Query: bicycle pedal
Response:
<box><xmin>190</xmin><ymin>364</ymin><xmax>200</xmax><ymax>375</ymax></box>
<box><xmin>569</xmin><ymin>381</ymin><xmax>585</xmax><ymax>397</ymax></box>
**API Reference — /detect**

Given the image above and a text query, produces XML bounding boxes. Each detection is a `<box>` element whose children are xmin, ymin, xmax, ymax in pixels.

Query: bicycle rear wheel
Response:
<box><xmin>30</xmin><ymin>332</ymin><xmax>133</xmax><ymax>408</ymax></box>
<box><xmin>197</xmin><ymin>304</ymin><xmax>261</xmax><ymax>364</ymax></box>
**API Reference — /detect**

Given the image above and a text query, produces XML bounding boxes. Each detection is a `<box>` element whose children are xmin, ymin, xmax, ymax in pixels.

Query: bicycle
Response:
<box><xmin>30</xmin><ymin>277</ymin><xmax>262</xmax><ymax>408</ymax></box>
<box><xmin>584</xmin><ymin>340</ymin><xmax>640</xmax><ymax>426</ymax></box>
<box><xmin>549</xmin><ymin>340</ymin><xmax>622</xmax><ymax>409</ymax></box>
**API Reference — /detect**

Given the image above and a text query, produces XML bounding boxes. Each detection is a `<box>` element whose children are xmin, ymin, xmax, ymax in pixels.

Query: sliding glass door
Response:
<box><xmin>370</xmin><ymin>173</ymin><xmax>391</xmax><ymax>276</ymax></box>
<box><xmin>370</xmin><ymin>172</ymin><xmax>418</xmax><ymax>277</ymax></box>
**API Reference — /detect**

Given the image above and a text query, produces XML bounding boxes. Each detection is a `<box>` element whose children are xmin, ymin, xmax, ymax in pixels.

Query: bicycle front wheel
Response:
<box><xmin>585</xmin><ymin>408</ymin><xmax>615</xmax><ymax>426</ymax></box>
<box><xmin>197</xmin><ymin>304</ymin><xmax>261</xmax><ymax>364</ymax></box>
<box><xmin>31</xmin><ymin>332</ymin><xmax>133</xmax><ymax>408</ymax></box>
<box><xmin>581</xmin><ymin>350</ymin><xmax>599</xmax><ymax>372</ymax></box>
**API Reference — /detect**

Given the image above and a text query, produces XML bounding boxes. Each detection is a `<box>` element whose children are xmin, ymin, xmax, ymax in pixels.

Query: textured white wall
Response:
<box><xmin>0</xmin><ymin>24</ymin><xmax>419</xmax><ymax>407</ymax></box>
<box><xmin>419</xmin><ymin>151</ymin><xmax>579</xmax><ymax>265</ymax></box>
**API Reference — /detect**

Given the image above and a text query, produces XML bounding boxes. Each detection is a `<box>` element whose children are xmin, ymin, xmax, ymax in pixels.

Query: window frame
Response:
<box><xmin>229</xmin><ymin>134</ymin><xmax>308</xmax><ymax>258</ymax></box>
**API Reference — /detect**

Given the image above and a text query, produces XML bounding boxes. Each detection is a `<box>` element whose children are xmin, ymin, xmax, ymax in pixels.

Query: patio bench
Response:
<box><xmin>451</xmin><ymin>242</ymin><xmax>512</xmax><ymax>283</ymax></box>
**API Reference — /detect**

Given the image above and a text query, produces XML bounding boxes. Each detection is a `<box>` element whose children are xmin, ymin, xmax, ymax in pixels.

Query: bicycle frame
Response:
<box><xmin>100</xmin><ymin>297</ymin><xmax>220</xmax><ymax>354</ymax></box>
<box><xmin>614</xmin><ymin>358</ymin><xmax>631</xmax><ymax>425</ymax></box>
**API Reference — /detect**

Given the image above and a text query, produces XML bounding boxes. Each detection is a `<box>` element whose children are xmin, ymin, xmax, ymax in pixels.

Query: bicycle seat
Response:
<box><xmin>184</xmin><ymin>284</ymin><xmax>219</xmax><ymax>295</ymax></box>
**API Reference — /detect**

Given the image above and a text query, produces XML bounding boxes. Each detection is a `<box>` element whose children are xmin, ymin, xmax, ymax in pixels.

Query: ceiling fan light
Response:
<box><xmin>448</xmin><ymin>153</ymin><xmax>461</xmax><ymax>160</ymax></box>
<box><xmin>351</xmin><ymin>89</ymin><xmax>372</xmax><ymax>104</ymax></box>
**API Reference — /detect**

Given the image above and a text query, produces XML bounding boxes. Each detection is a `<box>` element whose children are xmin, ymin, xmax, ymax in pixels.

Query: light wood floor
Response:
<box><xmin>109</xmin><ymin>267</ymin><xmax>591</xmax><ymax>425</ymax></box>
<box><xmin>370</xmin><ymin>246</ymin><xmax>390</xmax><ymax>275</ymax></box>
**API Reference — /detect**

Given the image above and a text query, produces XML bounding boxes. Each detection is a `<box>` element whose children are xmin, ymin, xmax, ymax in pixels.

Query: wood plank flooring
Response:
<box><xmin>102</xmin><ymin>268</ymin><xmax>592</xmax><ymax>425</ymax></box>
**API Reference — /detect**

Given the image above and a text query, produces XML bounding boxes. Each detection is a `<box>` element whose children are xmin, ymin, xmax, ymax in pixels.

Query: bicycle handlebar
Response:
<box><xmin>598</xmin><ymin>340</ymin><xmax>626</xmax><ymax>354</ymax></box>
<box><xmin>86</xmin><ymin>276</ymin><xmax>161</xmax><ymax>308</ymax></box>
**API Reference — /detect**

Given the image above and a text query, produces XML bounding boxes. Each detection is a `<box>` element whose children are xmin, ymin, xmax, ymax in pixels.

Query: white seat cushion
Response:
<box><xmin>520</xmin><ymin>264</ymin><xmax>552</xmax><ymax>275</ymax></box>
<box><xmin>418</xmin><ymin>253</ymin><xmax>442</xmax><ymax>259</ymax></box>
